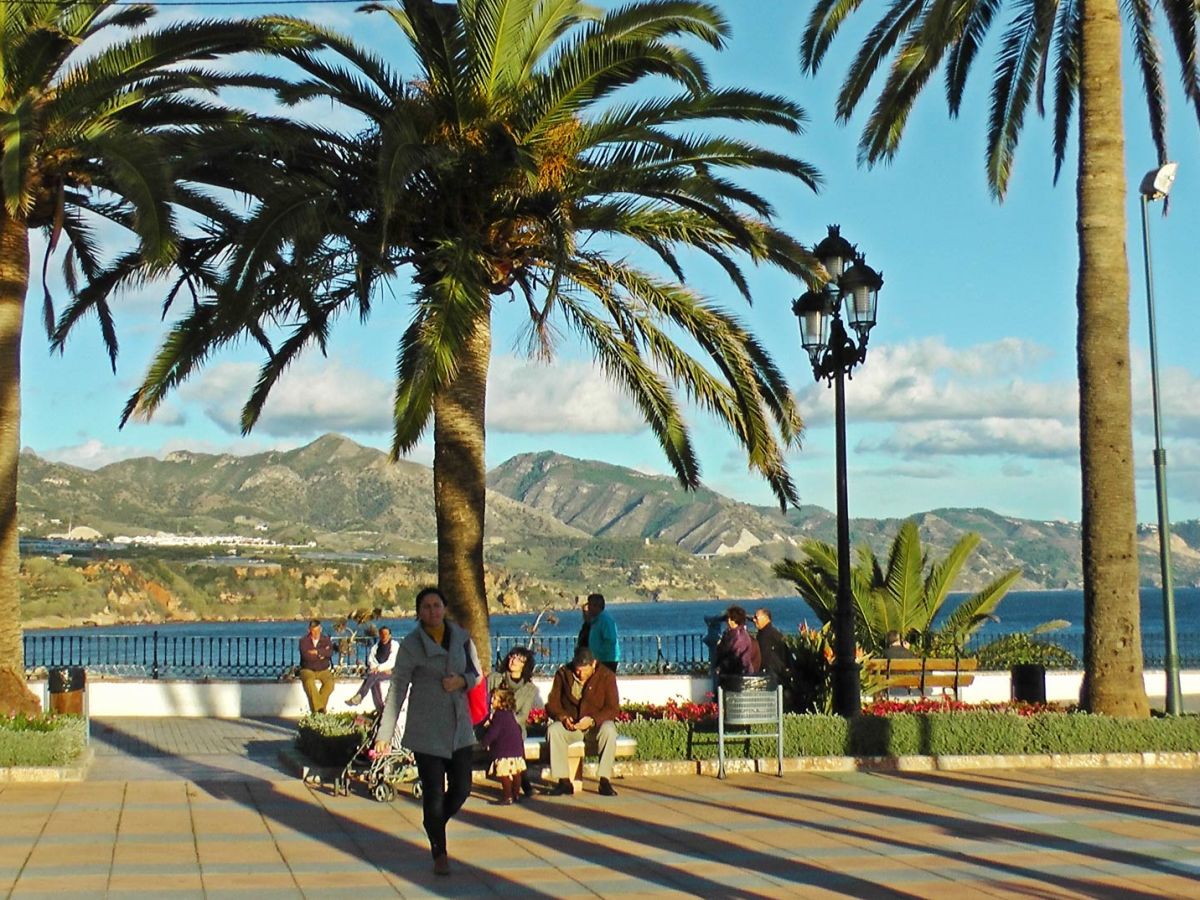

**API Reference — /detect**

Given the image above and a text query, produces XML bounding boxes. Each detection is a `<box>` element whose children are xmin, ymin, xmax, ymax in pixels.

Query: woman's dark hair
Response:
<box><xmin>725</xmin><ymin>605</ymin><xmax>747</xmax><ymax>627</ymax></box>
<box><xmin>415</xmin><ymin>586</ymin><xmax>445</xmax><ymax>612</ymax></box>
<box><xmin>503</xmin><ymin>647</ymin><xmax>535</xmax><ymax>683</ymax></box>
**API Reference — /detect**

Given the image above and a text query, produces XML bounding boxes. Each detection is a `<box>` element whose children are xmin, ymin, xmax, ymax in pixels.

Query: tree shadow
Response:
<box><xmin>912</xmin><ymin>769</ymin><xmax>1200</xmax><ymax>828</ymax></box>
<box><xmin>631</xmin><ymin>771</ymin><xmax>1192</xmax><ymax>896</ymax></box>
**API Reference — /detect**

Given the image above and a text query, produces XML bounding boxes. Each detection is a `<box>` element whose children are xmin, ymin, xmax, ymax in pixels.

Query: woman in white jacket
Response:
<box><xmin>375</xmin><ymin>587</ymin><xmax>481</xmax><ymax>877</ymax></box>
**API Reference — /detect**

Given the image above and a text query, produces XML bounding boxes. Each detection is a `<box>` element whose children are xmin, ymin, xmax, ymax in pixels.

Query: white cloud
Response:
<box><xmin>863</xmin><ymin>418</ymin><xmax>1079</xmax><ymax>460</ymax></box>
<box><xmin>487</xmin><ymin>356</ymin><xmax>644</xmax><ymax>435</ymax></box>
<box><xmin>170</xmin><ymin>353</ymin><xmax>643</xmax><ymax>440</ymax></box>
<box><xmin>37</xmin><ymin>439</ymin><xmax>145</xmax><ymax>470</ymax></box>
<box><xmin>797</xmin><ymin>337</ymin><xmax>1074</xmax><ymax>426</ymax></box>
<box><xmin>179</xmin><ymin>358</ymin><xmax>394</xmax><ymax>437</ymax></box>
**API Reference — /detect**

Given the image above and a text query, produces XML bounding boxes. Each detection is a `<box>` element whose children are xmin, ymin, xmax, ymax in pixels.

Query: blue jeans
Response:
<box><xmin>414</xmin><ymin>746</ymin><xmax>474</xmax><ymax>858</ymax></box>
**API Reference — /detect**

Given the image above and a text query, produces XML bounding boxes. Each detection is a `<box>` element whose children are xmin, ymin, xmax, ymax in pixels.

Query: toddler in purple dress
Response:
<box><xmin>480</xmin><ymin>688</ymin><xmax>527</xmax><ymax>804</ymax></box>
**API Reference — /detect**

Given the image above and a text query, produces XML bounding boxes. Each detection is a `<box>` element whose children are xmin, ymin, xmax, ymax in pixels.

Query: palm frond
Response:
<box><xmin>1125</xmin><ymin>0</ymin><xmax>1167</xmax><ymax>166</ymax></box>
<box><xmin>1158</xmin><ymin>0</ymin><xmax>1200</xmax><ymax>129</ymax></box>
<box><xmin>945</xmin><ymin>0</ymin><xmax>1004</xmax><ymax>114</ymax></box>
<box><xmin>1050</xmin><ymin>0</ymin><xmax>1081</xmax><ymax>183</ymax></box>
<box><xmin>801</xmin><ymin>0</ymin><xmax>868</xmax><ymax>73</ymax></box>
<box><xmin>985</xmin><ymin>0</ymin><xmax>1055</xmax><ymax>199</ymax></box>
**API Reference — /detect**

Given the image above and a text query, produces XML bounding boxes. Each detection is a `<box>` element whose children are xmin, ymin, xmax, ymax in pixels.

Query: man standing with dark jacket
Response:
<box><xmin>753</xmin><ymin>608</ymin><xmax>796</xmax><ymax>709</ymax></box>
<box><xmin>545</xmin><ymin>648</ymin><xmax>620</xmax><ymax>796</ymax></box>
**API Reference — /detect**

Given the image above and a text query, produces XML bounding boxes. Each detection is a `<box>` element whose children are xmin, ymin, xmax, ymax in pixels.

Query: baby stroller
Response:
<box><xmin>334</xmin><ymin>711</ymin><xmax>421</xmax><ymax>803</ymax></box>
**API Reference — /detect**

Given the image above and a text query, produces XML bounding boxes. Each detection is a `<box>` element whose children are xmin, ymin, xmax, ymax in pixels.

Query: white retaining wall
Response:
<box><xmin>27</xmin><ymin>669</ymin><xmax>1200</xmax><ymax>718</ymax></box>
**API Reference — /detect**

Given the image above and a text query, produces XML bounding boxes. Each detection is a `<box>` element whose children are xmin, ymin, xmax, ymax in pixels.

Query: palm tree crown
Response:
<box><xmin>118</xmin><ymin>0</ymin><xmax>827</xmax><ymax>654</ymax></box>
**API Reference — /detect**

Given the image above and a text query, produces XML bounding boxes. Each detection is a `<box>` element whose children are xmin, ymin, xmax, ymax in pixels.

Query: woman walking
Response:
<box><xmin>375</xmin><ymin>587</ymin><xmax>482</xmax><ymax>877</ymax></box>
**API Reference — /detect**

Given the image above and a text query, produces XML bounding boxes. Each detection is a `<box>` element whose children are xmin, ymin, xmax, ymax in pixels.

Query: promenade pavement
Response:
<box><xmin>0</xmin><ymin>716</ymin><xmax>1198</xmax><ymax>897</ymax></box>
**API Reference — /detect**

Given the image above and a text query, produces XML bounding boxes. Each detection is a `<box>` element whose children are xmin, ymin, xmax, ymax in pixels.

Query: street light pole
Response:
<box><xmin>793</xmin><ymin>226</ymin><xmax>883</xmax><ymax>718</ymax></box>
<box><xmin>1137</xmin><ymin>162</ymin><xmax>1182</xmax><ymax>715</ymax></box>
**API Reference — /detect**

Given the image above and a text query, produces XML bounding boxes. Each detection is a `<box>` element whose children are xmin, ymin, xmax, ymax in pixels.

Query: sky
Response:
<box><xmin>22</xmin><ymin>1</ymin><xmax>1200</xmax><ymax>525</ymax></box>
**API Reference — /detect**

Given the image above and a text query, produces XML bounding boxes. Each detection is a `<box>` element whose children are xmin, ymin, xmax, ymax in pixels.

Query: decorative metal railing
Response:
<box><xmin>21</xmin><ymin>629</ymin><xmax>1200</xmax><ymax>680</ymax></box>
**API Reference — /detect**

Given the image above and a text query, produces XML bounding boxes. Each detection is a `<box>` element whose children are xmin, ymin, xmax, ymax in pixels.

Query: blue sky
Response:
<box><xmin>23</xmin><ymin>1</ymin><xmax>1200</xmax><ymax>525</ymax></box>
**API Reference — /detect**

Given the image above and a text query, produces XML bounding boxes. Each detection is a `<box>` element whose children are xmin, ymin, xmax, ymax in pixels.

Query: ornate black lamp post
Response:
<box><xmin>793</xmin><ymin>225</ymin><xmax>883</xmax><ymax>718</ymax></box>
<box><xmin>1137</xmin><ymin>162</ymin><xmax>1182</xmax><ymax>715</ymax></box>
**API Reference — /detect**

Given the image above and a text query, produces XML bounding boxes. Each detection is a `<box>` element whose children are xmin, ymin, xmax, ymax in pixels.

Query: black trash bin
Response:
<box><xmin>1011</xmin><ymin>663</ymin><xmax>1047</xmax><ymax>704</ymax></box>
<box><xmin>48</xmin><ymin>666</ymin><xmax>86</xmax><ymax>715</ymax></box>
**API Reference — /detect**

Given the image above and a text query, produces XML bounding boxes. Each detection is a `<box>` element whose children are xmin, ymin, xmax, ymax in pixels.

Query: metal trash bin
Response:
<box><xmin>1011</xmin><ymin>663</ymin><xmax>1047</xmax><ymax>704</ymax></box>
<box><xmin>717</xmin><ymin>674</ymin><xmax>783</xmax><ymax>779</ymax></box>
<box><xmin>48</xmin><ymin>666</ymin><xmax>86</xmax><ymax>715</ymax></box>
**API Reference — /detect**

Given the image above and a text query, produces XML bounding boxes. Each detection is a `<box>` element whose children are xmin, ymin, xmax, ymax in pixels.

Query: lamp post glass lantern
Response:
<box><xmin>1138</xmin><ymin>162</ymin><xmax>1182</xmax><ymax>715</ymax></box>
<box><xmin>792</xmin><ymin>225</ymin><xmax>883</xmax><ymax>718</ymax></box>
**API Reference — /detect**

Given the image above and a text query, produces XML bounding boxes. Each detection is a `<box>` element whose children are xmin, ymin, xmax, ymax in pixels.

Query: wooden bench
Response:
<box><xmin>864</xmin><ymin>657</ymin><xmax>977</xmax><ymax>701</ymax></box>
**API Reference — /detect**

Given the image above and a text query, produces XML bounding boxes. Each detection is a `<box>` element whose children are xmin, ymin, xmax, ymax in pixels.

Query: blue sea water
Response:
<box><xmin>25</xmin><ymin>588</ymin><xmax>1200</xmax><ymax>666</ymax></box>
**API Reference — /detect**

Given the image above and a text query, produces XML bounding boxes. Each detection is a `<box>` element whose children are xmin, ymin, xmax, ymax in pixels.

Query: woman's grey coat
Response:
<box><xmin>377</xmin><ymin>621</ymin><xmax>481</xmax><ymax>757</ymax></box>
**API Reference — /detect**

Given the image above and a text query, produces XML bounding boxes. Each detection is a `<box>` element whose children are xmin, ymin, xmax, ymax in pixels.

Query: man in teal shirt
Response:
<box><xmin>585</xmin><ymin>593</ymin><xmax>620</xmax><ymax>673</ymax></box>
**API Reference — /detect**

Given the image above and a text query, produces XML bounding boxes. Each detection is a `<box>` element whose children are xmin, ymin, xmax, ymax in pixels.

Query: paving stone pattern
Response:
<box><xmin>0</xmin><ymin>717</ymin><xmax>1198</xmax><ymax>897</ymax></box>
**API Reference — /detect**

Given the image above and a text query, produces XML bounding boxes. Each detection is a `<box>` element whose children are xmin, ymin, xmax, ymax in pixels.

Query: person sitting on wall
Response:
<box><xmin>299</xmin><ymin>618</ymin><xmax>335</xmax><ymax>713</ymax></box>
<box><xmin>545</xmin><ymin>647</ymin><xmax>620</xmax><ymax>797</ymax></box>
<box><xmin>346</xmin><ymin>625</ymin><xmax>396</xmax><ymax>710</ymax></box>
<box><xmin>714</xmin><ymin>606</ymin><xmax>758</xmax><ymax>676</ymax></box>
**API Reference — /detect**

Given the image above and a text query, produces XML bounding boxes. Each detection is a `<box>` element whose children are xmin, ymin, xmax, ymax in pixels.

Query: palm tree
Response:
<box><xmin>774</xmin><ymin>520</ymin><xmax>1020</xmax><ymax>657</ymax></box>
<box><xmin>115</xmin><ymin>0</ymin><xmax>825</xmax><ymax>658</ymax></box>
<box><xmin>0</xmin><ymin>0</ymin><xmax>310</xmax><ymax>712</ymax></box>
<box><xmin>801</xmin><ymin>1</ymin><xmax>1200</xmax><ymax>717</ymax></box>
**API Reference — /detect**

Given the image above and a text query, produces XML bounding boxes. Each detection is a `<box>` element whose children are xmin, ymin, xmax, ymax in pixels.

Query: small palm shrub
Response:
<box><xmin>976</xmin><ymin>633</ymin><xmax>1079</xmax><ymax>670</ymax></box>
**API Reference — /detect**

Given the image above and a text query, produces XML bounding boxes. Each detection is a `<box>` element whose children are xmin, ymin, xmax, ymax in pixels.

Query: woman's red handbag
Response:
<box><xmin>466</xmin><ymin>678</ymin><xmax>489</xmax><ymax>725</ymax></box>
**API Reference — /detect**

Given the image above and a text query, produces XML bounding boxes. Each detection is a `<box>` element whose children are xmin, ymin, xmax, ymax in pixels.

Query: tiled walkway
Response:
<box><xmin>0</xmin><ymin>719</ymin><xmax>1198</xmax><ymax>897</ymax></box>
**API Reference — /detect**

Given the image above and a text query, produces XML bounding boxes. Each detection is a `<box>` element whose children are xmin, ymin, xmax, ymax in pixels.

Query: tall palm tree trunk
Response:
<box><xmin>432</xmin><ymin>314</ymin><xmax>492</xmax><ymax>670</ymax></box>
<box><xmin>0</xmin><ymin>212</ymin><xmax>38</xmax><ymax>714</ymax></box>
<box><xmin>1076</xmin><ymin>0</ymin><xmax>1149</xmax><ymax>717</ymax></box>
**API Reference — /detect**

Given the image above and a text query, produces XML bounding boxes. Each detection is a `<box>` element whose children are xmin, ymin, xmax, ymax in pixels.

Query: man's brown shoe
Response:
<box><xmin>433</xmin><ymin>853</ymin><xmax>450</xmax><ymax>876</ymax></box>
<box><xmin>598</xmin><ymin>778</ymin><xmax>617</xmax><ymax>797</ymax></box>
<box><xmin>548</xmin><ymin>779</ymin><xmax>574</xmax><ymax>796</ymax></box>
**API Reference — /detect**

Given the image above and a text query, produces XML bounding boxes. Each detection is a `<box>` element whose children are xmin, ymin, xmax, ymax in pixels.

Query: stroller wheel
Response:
<box><xmin>373</xmin><ymin>781</ymin><xmax>396</xmax><ymax>803</ymax></box>
<box><xmin>411</xmin><ymin>780</ymin><xmax>423</xmax><ymax>800</ymax></box>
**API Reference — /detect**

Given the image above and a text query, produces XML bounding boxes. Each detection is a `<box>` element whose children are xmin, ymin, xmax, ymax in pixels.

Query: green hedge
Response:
<box><xmin>0</xmin><ymin>714</ymin><xmax>88</xmax><ymax>766</ymax></box>
<box><xmin>621</xmin><ymin>712</ymin><xmax>1200</xmax><ymax>761</ymax></box>
<box><xmin>295</xmin><ymin>710</ymin><xmax>1200</xmax><ymax>766</ymax></box>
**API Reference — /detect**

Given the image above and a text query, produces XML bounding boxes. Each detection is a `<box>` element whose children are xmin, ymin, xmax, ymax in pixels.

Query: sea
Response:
<box><xmin>24</xmin><ymin>587</ymin><xmax>1200</xmax><ymax>668</ymax></box>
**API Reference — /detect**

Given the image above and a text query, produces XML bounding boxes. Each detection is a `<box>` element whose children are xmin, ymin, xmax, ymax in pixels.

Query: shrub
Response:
<box><xmin>609</xmin><ymin>711</ymin><xmax>1200</xmax><ymax>762</ymax></box>
<box><xmin>0</xmin><ymin>713</ymin><xmax>88</xmax><ymax>766</ymax></box>
<box><xmin>295</xmin><ymin>712</ymin><xmax>372</xmax><ymax>766</ymax></box>
<box><xmin>1025</xmin><ymin>712</ymin><xmax>1200</xmax><ymax>754</ymax></box>
<box><xmin>976</xmin><ymin>633</ymin><xmax>1079</xmax><ymax>670</ymax></box>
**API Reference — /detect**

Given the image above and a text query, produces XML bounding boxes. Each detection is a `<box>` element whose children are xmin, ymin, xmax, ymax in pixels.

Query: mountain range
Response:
<box><xmin>18</xmin><ymin>433</ymin><xmax>1200</xmax><ymax>599</ymax></box>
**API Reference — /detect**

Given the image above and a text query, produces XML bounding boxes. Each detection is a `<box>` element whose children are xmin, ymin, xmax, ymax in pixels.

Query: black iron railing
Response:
<box><xmin>491</xmin><ymin>632</ymin><xmax>710</xmax><ymax>675</ymax></box>
<box><xmin>22</xmin><ymin>632</ymin><xmax>377</xmax><ymax>680</ymax></box>
<box><xmin>22</xmin><ymin>629</ymin><xmax>1200</xmax><ymax>679</ymax></box>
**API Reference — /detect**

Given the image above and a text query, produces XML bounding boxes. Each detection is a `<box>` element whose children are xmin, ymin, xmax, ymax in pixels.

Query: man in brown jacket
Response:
<box><xmin>545</xmin><ymin>647</ymin><xmax>620</xmax><ymax>796</ymax></box>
